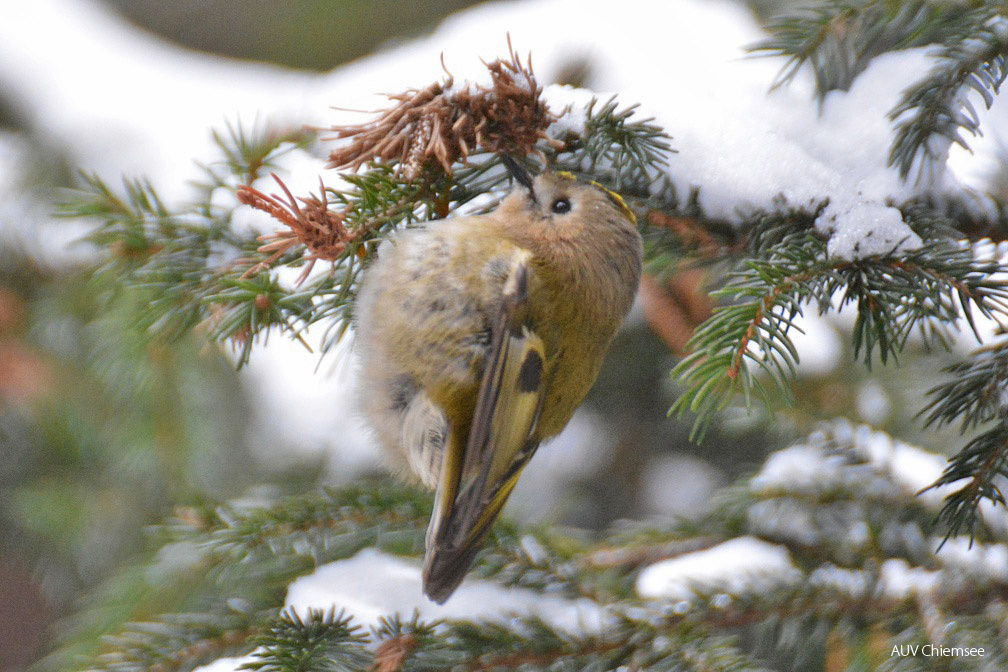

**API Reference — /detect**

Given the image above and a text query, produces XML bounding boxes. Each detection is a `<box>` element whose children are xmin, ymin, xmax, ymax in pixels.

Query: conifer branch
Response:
<box><xmin>240</xmin><ymin>608</ymin><xmax>370</xmax><ymax>672</ymax></box>
<box><xmin>167</xmin><ymin>483</ymin><xmax>431</xmax><ymax>576</ymax></box>
<box><xmin>66</xmin><ymin>45</ymin><xmax>673</xmax><ymax>366</ymax></box>
<box><xmin>752</xmin><ymin>1</ymin><xmax>973</xmax><ymax>102</ymax></box>
<box><xmin>555</xmin><ymin>96</ymin><xmax>673</xmax><ymax>195</ymax></box>
<box><xmin>671</xmin><ymin>215</ymin><xmax>1008</xmax><ymax>439</ymax></box>
<box><xmin>89</xmin><ymin>609</ymin><xmax>263</xmax><ymax>672</ymax></box>
<box><xmin>889</xmin><ymin>11</ymin><xmax>1008</xmax><ymax>180</ymax></box>
<box><xmin>922</xmin><ymin>339</ymin><xmax>1008</xmax><ymax>538</ymax></box>
<box><xmin>369</xmin><ymin>612</ymin><xmax>769</xmax><ymax>672</ymax></box>
<box><xmin>55</xmin><ymin>422</ymin><xmax>1008</xmax><ymax>672</ymax></box>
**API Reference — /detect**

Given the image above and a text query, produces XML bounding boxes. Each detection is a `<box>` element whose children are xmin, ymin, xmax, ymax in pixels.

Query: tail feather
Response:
<box><xmin>421</xmin><ymin>533</ymin><xmax>488</xmax><ymax>604</ymax></box>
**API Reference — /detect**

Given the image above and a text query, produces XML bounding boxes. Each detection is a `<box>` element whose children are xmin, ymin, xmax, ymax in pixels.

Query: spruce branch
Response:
<box><xmin>922</xmin><ymin>340</ymin><xmax>1008</xmax><ymax>433</ymax></box>
<box><xmin>369</xmin><ymin>612</ymin><xmax>770</xmax><ymax>672</ymax></box>
<box><xmin>62</xmin><ymin>122</ymin><xmax>321</xmax><ymax>363</ymax></box>
<box><xmin>89</xmin><ymin>607</ymin><xmax>263</xmax><ymax>672</ymax></box>
<box><xmin>48</xmin><ymin>486</ymin><xmax>429</xmax><ymax>672</ymax></box>
<box><xmin>67</xmin><ymin>47</ymin><xmax>673</xmax><ymax>367</ymax></box>
<box><xmin>62</xmin><ymin>483</ymin><xmax>768</xmax><ymax>672</ymax></box>
<box><xmin>69</xmin><ymin>173</ymin><xmax>171</xmax><ymax>261</ymax></box>
<box><xmin>922</xmin><ymin>339</ymin><xmax>1008</xmax><ymax>539</ymax></box>
<box><xmin>889</xmin><ymin>11</ymin><xmax>1008</xmax><ymax>180</ymax></box>
<box><xmin>47</xmin><ymin>423</ymin><xmax>1008</xmax><ymax>671</ymax></box>
<box><xmin>165</xmin><ymin>484</ymin><xmax>626</xmax><ymax>606</ymax></box>
<box><xmin>240</xmin><ymin>608</ymin><xmax>370</xmax><ymax>672</ymax></box>
<box><xmin>671</xmin><ymin>216</ymin><xmax>1008</xmax><ymax>439</ymax></box>
<box><xmin>670</xmin><ymin>228</ymin><xmax>827</xmax><ymax>440</ymax></box>
<box><xmin>205</xmin><ymin>120</ymin><xmax>315</xmax><ymax>187</ymax></box>
<box><xmin>551</xmin><ymin>96</ymin><xmax>673</xmax><ymax>196</ymax></box>
<box><xmin>166</xmin><ymin>482</ymin><xmax>431</xmax><ymax>579</ymax></box>
<box><xmin>752</xmin><ymin>0</ymin><xmax>972</xmax><ymax>102</ymax></box>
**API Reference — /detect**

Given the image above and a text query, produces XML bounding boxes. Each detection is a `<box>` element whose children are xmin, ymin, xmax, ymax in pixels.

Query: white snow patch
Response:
<box><xmin>878</xmin><ymin>558</ymin><xmax>940</xmax><ymax>600</ymax></box>
<box><xmin>934</xmin><ymin>538</ymin><xmax>1008</xmax><ymax>583</ymax></box>
<box><xmin>543</xmin><ymin>84</ymin><xmax>596</xmax><ymax>137</ymax></box>
<box><xmin>857</xmin><ymin>427</ymin><xmax>951</xmax><ymax>505</ymax></box>
<box><xmin>1</xmin><ymin>0</ymin><xmax>982</xmax><ymax>246</ymax></box>
<box><xmin>856</xmin><ymin>381</ymin><xmax>892</xmax><ymax>424</ymax></box>
<box><xmin>751</xmin><ymin>422</ymin><xmax>953</xmax><ymax>505</ymax></box>
<box><xmin>815</xmin><ymin>199</ymin><xmax>922</xmax><ymax>261</ymax></box>
<box><xmin>240</xmin><ymin>332</ymin><xmax>380</xmax><ymax>482</ymax></box>
<box><xmin>285</xmin><ymin>548</ymin><xmax>607</xmax><ymax>632</ymax></box>
<box><xmin>191</xmin><ymin>655</ymin><xmax>257</xmax><ymax>672</ymax></box>
<box><xmin>636</xmin><ymin>536</ymin><xmax>802</xmax><ymax>601</ymax></box>
<box><xmin>750</xmin><ymin>443</ymin><xmax>853</xmax><ymax>496</ymax></box>
<box><xmin>788</xmin><ymin>313</ymin><xmax>843</xmax><ymax>376</ymax></box>
<box><xmin>809</xmin><ymin>564</ymin><xmax>871</xmax><ymax>598</ymax></box>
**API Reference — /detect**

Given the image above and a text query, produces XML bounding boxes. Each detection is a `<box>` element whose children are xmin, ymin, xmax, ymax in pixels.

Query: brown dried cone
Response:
<box><xmin>236</xmin><ymin>175</ymin><xmax>355</xmax><ymax>284</ymax></box>
<box><xmin>327</xmin><ymin>41</ymin><xmax>560</xmax><ymax>181</ymax></box>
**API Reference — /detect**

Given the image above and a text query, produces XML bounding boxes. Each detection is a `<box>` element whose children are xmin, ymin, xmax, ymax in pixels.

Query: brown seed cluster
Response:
<box><xmin>237</xmin><ymin>175</ymin><xmax>353</xmax><ymax>283</ymax></box>
<box><xmin>327</xmin><ymin>43</ymin><xmax>559</xmax><ymax>181</ymax></box>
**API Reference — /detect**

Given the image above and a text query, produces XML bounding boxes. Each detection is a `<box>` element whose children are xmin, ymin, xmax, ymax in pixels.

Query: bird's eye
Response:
<box><xmin>550</xmin><ymin>197</ymin><xmax>571</xmax><ymax>214</ymax></box>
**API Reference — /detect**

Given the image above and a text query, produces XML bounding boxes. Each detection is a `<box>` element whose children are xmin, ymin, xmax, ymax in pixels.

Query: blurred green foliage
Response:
<box><xmin>0</xmin><ymin>137</ymin><xmax>323</xmax><ymax>668</ymax></box>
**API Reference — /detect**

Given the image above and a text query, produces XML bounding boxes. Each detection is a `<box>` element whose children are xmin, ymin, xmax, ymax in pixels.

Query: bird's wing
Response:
<box><xmin>422</xmin><ymin>249</ymin><xmax>546</xmax><ymax>603</ymax></box>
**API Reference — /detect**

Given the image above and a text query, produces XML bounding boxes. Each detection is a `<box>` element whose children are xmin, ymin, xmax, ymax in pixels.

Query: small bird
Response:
<box><xmin>354</xmin><ymin>161</ymin><xmax>642</xmax><ymax>603</ymax></box>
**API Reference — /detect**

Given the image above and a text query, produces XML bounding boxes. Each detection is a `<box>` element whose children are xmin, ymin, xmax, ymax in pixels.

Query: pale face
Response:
<box><xmin>498</xmin><ymin>172</ymin><xmax>637</xmax><ymax>245</ymax></box>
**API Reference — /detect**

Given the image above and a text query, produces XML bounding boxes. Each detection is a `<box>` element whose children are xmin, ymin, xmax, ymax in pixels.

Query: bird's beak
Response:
<box><xmin>501</xmin><ymin>155</ymin><xmax>535</xmax><ymax>194</ymax></box>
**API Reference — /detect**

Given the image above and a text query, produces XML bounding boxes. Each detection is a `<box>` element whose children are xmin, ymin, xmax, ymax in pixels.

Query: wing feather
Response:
<box><xmin>422</xmin><ymin>249</ymin><xmax>546</xmax><ymax>603</ymax></box>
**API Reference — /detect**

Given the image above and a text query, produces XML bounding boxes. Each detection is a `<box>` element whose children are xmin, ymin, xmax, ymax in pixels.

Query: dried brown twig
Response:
<box><xmin>236</xmin><ymin>175</ymin><xmax>354</xmax><ymax>284</ymax></box>
<box><xmin>237</xmin><ymin>41</ymin><xmax>560</xmax><ymax>282</ymax></box>
<box><xmin>327</xmin><ymin>38</ymin><xmax>560</xmax><ymax>181</ymax></box>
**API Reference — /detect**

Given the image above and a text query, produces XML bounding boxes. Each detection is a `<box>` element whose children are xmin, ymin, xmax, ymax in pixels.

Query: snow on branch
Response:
<box><xmin>69</xmin><ymin>423</ymin><xmax>1008</xmax><ymax>672</ymax></box>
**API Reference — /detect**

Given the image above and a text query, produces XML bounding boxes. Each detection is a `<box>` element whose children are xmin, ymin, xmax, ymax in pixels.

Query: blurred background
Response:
<box><xmin>0</xmin><ymin>0</ymin><xmax>973</xmax><ymax>669</ymax></box>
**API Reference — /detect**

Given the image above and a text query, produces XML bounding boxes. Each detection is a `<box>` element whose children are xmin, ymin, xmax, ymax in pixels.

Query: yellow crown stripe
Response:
<box><xmin>591</xmin><ymin>181</ymin><xmax>637</xmax><ymax>225</ymax></box>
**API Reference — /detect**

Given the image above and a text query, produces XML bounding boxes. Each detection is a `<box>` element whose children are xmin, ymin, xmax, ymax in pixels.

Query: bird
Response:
<box><xmin>354</xmin><ymin>160</ymin><xmax>642</xmax><ymax>603</ymax></box>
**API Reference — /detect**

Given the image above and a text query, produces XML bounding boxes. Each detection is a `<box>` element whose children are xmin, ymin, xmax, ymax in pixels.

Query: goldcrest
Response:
<box><xmin>354</xmin><ymin>164</ymin><xmax>642</xmax><ymax>603</ymax></box>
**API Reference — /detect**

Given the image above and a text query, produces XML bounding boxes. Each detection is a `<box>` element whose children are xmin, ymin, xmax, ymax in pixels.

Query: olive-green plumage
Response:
<box><xmin>355</xmin><ymin>171</ymin><xmax>642</xmax><ymax>602</ymax></box>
